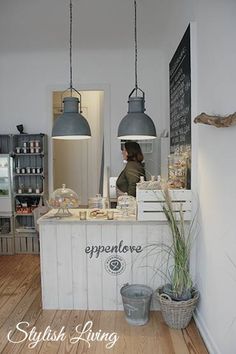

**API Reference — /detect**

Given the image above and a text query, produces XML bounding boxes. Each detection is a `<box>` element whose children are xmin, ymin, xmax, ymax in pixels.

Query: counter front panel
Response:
<box><xmin>39</xmin><ymin>217</ymin><xmax>171</xmax><ymax>310</ymax></box>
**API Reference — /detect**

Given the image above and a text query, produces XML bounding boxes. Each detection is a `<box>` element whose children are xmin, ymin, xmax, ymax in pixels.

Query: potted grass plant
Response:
<box><xmin>150</xmin><ymin>186</ymin><xmax>199</xmax><ymax>329</ymax></box>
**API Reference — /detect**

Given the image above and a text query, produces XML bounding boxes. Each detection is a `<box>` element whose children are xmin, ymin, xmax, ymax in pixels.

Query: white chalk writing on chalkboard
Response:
<box><xmin>169</xmin><ymin>24</ymin><xmax>191</xmax><ymax>154</ymax></box>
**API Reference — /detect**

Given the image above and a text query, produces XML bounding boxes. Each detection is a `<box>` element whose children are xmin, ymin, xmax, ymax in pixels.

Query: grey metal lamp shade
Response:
<box><xmin>118</xmin><ymin>96</ymin><xmax>157</xmax><ymax>140</ymax></box>
<box><xmin>52</xmin><ymin>97</ymin><xmax>91</xmax><ymax>140</ymax></box>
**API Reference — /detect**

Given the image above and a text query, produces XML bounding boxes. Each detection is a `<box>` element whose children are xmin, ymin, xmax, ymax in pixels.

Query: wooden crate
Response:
<box><xmin>15</xmin><ymin>233</ymin><xmax>40</xmax><ymax>254</ymax></box>
<box><xmin>0</xmin><ymin>215</ymin><xmax>14</xmax><ymax>254</ymax></box>
<box><xmin>0</xmin><ymin>236</ymin><xmax>14</xmax><ymax>254</ymax></box>
<box><xmin>137</xmin><ymin>189</ymin><xmax>192</xmax><ymax>221</ymax></box>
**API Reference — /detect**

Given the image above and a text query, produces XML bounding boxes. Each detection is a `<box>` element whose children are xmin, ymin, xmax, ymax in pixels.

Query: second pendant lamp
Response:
<box><xmin>117</xmin><ymin>0</ymin><xmax>157</xmax><ymax>140</ymax></box>
<box><xmin>52</xmin><ymin>0</ymin><xmax>91</xmax><ymax>140</ymax></box>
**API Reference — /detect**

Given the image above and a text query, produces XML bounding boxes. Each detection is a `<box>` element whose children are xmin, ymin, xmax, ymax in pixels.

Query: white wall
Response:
<box><xmin>194</xmin><ymin>1</ymin><xmax>236</xmax><ymax>353</ymax></box>
<box><xmin>0</xmin><ymin>0</ymin><xmax>168</xmax><ymax>52</ymax></box>
<box><xmin>162</xmin><ymin>1</ymin><xmax>236</xmax><ymax>353</ymax></box>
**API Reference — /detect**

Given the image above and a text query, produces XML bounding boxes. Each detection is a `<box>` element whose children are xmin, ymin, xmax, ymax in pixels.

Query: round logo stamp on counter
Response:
<box><xmin>105</xmin><ymin>255</ymin><xmax>126</xmax><ymax>275</ymax></box>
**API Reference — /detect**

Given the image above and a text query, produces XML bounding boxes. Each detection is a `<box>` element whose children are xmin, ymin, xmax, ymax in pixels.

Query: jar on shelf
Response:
<box><xmin>147</xmin><ymin>175</ymin><xmax>161</xmax><ymax>190</ymax></box>
<box><xmin>35</xmin><ymin>185</ymin><xmax>40</xmax><ymax>194</ymax></box>
<box><xmin>35</xmin><ymin>141</ymin><xmax>40</xmax><ymax>147</ymax></box>
<box><xmin>136</xmin><ymin>176</ymin><xmax>148</xmax><ymax>190</ymax></box>
<box><xmin>168</xmin><ymin>153</ymin><xmax>188</xmax><ymax>189</ymax></box>
<box><xmin>88</xmin><ymin>194</ymin><xmax>108</xmax><ymax>209</ymax></box>
<box><xmin>18</xmin><ymin>184</ymin><xmax>24</xmax><ymax>194</ymax></box>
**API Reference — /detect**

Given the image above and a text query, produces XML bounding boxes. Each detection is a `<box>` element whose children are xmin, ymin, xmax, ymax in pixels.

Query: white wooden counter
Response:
<box><xmin>38</xmin><ymin>209</ymin><xmax>172</xmax><ymax>310</ymax></box>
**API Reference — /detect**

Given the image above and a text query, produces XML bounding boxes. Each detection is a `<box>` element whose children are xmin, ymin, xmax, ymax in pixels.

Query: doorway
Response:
<box><xmin>52</xmin><ymin>90</ymin><xmax>104</xmax><ymax>206</ymax></box>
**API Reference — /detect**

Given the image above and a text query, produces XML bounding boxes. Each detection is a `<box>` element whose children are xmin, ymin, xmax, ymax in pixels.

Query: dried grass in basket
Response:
<box><xmin>156</xmin><ymin>287</ymin><xmax>199</xmax><ymax>329</ymax></box>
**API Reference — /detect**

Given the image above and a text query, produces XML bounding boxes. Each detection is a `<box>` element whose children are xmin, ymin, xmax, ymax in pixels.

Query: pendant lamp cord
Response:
<box><xmin>60</xmin><ymin>0</ymin><xmax>83</xmax><ymax>112</ymax></box>
<box><xmin>69</xmin><ymin>0</ymin><xmax>73</xmax><ymax>96</ymax></box>
<box><xmin>134</xmin><ymin>0</ymin><xmax>138</xmax><ymax>94</ymax></box>
<box><xmin>129</xmin><ymin>0</ymin><xmax>144</xmax><ymax>99</ymax></box>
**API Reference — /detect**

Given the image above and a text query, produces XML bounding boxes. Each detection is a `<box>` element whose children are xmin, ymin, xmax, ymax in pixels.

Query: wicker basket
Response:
<box><xmin>156</xmin><ymin>287</ymin><xmax>199</xmax><ymax>329</ymax></box>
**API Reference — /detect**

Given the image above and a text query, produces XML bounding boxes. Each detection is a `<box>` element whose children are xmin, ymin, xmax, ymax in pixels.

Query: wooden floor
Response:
<box><xmin>0</xmin><ymin>255</ymin><xmax>208</xmax><ymax>354</ymax></box>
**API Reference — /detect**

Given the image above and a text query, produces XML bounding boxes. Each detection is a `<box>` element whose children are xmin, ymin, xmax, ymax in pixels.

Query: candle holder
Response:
<box><xmin>107</xmin><ymin>210</ymin><xmax>114</xmax><ymax>220</ymax></box>
<box><xmin>80</xmin><ymin>210</ymin><xmax>87</xmax><ymax>220</ymax></box>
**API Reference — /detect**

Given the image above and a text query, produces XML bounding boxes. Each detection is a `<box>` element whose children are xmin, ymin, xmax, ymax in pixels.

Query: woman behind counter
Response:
<box><xmin>116</xmin><ymin>141</ymin><xmax>145</xmax><ymax>197</ymax></box>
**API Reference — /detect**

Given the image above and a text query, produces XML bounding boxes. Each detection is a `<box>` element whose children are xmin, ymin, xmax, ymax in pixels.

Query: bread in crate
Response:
<box><xmin>136</xmin><ymin>189</ymin><xmax>192</xmax><ymax>221</ymax></box>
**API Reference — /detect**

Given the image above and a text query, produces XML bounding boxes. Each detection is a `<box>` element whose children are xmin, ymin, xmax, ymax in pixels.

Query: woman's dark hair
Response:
<box><xmin>124</xmin><ymin>141</ymin><xmax>144</xmax><ymax>162</ymax></box>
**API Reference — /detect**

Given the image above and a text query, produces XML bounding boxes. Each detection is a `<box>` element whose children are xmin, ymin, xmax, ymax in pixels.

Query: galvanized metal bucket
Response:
<box><xmin>120</xmin><ymin>284</ymin><xmax>153</xmax><ymax>326</ymax></box>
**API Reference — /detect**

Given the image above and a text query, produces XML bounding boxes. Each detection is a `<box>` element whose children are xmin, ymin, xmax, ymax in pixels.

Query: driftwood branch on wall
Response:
<box><xmin>194</xmin><ymin>112</ymin><xmax>236</xmax><ymax>128</ymax></box>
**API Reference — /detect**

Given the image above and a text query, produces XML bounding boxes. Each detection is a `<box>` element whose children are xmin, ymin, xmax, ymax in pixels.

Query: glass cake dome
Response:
<box><xmin>49</xmin><ymin>184</ymin><xmax>79</xmax><ymax>216</ymax></box>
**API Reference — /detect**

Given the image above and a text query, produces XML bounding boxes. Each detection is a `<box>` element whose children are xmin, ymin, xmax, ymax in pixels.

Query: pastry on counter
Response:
<box><xmin>89</xmin><ymin>209</ymin><xmax>107</xmax><ymax>218</ymax></box>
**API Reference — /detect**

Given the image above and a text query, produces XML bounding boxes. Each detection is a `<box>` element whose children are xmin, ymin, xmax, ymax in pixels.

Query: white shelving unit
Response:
<box><xmin>12</xmin><ymin>134</ymin><xmax>48</xmax><ymax>253</ymax></box>
<box><xmin>0</xmin><ymin>133</ymin><xmax>48</xmax><ymax>254</ymax></box>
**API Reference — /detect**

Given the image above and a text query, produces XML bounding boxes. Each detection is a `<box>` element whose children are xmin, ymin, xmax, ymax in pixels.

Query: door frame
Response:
<box><xmin>47</xmin><ymin>83</ymin><xmax>111</xmax><ymax>195</ymax></box>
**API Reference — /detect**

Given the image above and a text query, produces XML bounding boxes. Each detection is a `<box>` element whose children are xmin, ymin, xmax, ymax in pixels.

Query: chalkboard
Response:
<box><xmin>169</xmin><ymin>24</ymin><xmax>191</xmax><ymax>154</ymax></box>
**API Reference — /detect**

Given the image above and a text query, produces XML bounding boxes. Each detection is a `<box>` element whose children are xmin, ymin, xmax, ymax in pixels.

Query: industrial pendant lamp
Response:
<box><xmin>117</xmin><ymin>0</ymin><xmax>157</xmax><ymax>140</ymax></box>
<box><xmin>52</xmin><ymin>0</ymin><xmax>91</xmax><ymax>140</ymax></box>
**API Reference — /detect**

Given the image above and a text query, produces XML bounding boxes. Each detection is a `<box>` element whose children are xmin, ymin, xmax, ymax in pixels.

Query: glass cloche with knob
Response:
<box><xmin>49</xmin><ymin>184</ymin><xmax>79</xmax><ymax>216</ymax></box>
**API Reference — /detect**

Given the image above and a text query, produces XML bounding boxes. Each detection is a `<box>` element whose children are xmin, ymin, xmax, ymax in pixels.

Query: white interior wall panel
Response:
<box><xmin>39</xmin><ymin>220</ymin><xmax>169</xmax><ymax>310</ymax></box>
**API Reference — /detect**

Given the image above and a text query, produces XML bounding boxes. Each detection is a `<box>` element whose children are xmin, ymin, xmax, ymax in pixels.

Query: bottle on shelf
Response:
<box><xmin>136</xmin><ymin>175</ymin><xmax>148</xmax><ymax>190</ymax></box>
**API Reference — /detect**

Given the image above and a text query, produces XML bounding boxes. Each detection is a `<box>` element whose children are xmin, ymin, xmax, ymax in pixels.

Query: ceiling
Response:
<box><xmin>0</xmin><ymin>0</ymin><xmax>171</xmax><ymax>52</ymax></box>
